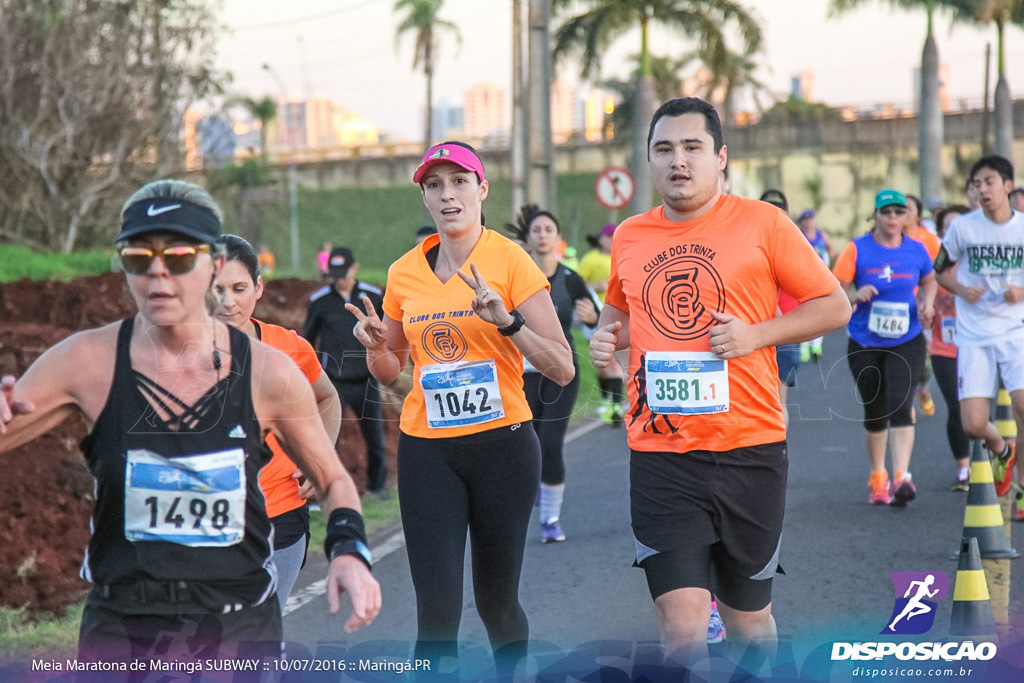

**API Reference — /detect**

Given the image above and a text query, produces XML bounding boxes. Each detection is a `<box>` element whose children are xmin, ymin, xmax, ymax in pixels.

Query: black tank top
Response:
<box><xmin>79</xmin><ymin>318</ymin><xmax>274</xmax><ymax>603</ymax></box>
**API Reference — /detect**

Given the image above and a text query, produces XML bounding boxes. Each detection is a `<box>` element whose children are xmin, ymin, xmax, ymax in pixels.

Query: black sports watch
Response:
<box><xmin>498</xmin><ymin>310</ymin><xmax>526</xmax><ymax>336</ymax></box>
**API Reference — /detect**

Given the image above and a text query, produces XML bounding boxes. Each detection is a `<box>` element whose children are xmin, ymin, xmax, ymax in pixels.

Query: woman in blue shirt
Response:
<box><xmin>833</xmin><ymin>189</ymin><xmax>936</xmax><ymax>507</ymax></box>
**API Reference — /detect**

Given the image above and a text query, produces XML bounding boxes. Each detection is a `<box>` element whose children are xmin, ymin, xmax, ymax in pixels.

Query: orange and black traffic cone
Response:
<box><xmin>949</xmin><ymin>537</ymin><xmax>997</xmax><ymax>638</ymax></box>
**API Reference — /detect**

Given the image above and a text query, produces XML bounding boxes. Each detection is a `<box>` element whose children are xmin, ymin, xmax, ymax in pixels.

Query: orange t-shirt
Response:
<box><xmin>382</xmin><ymin>229</ymin><xmax>549</xmax><ymax>438</ymax></box>
<box><xmin>910</xmin><ymin>225</ymin><xmax>941</xmax><ymax>260</ymax></box>
<box><xmin>606</xmin><ymin>196</ymin><xmax>840</xmax><ymax>453</ymax></box>
<box><xmin>255</xmin><ymin>320</ymin><xmax>323</xmax><ymax>518</ymax></box>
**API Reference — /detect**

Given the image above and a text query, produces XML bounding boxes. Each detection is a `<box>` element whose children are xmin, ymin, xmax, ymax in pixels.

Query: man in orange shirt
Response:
<box><xmin>589</xmin><ymin>97</ymin><xmax>851</xmax><ymax>668</ymax></box>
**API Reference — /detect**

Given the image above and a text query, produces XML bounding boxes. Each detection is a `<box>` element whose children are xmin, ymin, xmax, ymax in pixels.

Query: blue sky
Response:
<box><xmin>216</xmin><ymin>0</ymin><xmax>1024</xmax><ymax>141</ymax></box>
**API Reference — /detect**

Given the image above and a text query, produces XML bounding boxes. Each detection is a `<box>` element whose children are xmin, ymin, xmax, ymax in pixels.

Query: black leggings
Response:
<box><xmin>932</xmin><ymin>354</ymin><xmax>971</xmax><ymax>460</ymax></box>
<box><xmin>397</xmin><ymin>424</ymin><xmax>540</xmax><ymax>668</ymax></box>
<box><xmin>523</xmin><ymin>369</ymin><xmax>580</xmax><ymax>485</ymax></box>
<box><xmin>847</xmin><ymin>335</ymin><xmax>926</xmax><ymax>432</ymax></box>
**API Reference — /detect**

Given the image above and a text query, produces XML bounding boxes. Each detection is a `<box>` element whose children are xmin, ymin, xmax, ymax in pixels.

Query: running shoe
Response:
<box><xmin>868</xmin><ymin>471</ymin><xmax>891</xmax><ymax>505</ymax></box>
<box><xmin>992</xmin><ymin>442</ymin><xmax>1016</xmax><ymax>497</ymax></box>
<box><xmin>1014</xmin><ymin>487</ymin><xmax>1024</xmax><ymax>523</ymax></box>
<box><xmin>951</xmin><ymin>470</ymin><xmax>970</xmax><ymax>492</ymax></box>
<box><xmin>799</xmin><ymin>343</ymin><xmax>811</xmax><ymax>363</ymax></box>
<box><xmin>918</xmin><ymin>388</ymin><xmax>935</xmax><ymax>416</ymax></box>
<box><xmin>707</xmin><ymin>602</ymin><xmax>726</xmax><ymax>644</ymax></box>
<box><xmin>541</xmin><ymin>519</ymin><xmax>566</xmax><ymax>543</ymax></box>
<box><xmin>890</xmin><ymin>476</ymin><xmax>917</xmax><ymax>508</ymax></box>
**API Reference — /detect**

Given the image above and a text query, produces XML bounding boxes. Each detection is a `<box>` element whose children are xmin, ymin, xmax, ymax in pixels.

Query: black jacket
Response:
<box><xmin>301</xmin><ymin>282</ymin><xmax>384</xmax><ymax>383</ymax></box>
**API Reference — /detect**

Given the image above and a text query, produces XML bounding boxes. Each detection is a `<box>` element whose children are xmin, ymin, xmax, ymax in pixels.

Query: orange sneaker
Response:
<box><xmin>868</xmin><ymin>471</ymin><xmax>891</xmax><ymax>505</ymax></box>
<box><xmin>992</xmin><ymin>442</ymin><xmax>1016</xmax><ymax>497</ymax></box>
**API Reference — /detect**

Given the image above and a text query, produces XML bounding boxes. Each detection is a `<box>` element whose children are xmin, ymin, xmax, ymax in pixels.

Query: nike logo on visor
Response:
<box><xmin>146</xmin><ymin>204</ymin><xmax>181</xmax><ymax>216</ymax></box>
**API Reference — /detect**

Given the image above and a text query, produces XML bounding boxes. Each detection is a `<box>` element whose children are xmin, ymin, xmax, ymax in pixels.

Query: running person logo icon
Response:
<box><xmin>882</xmin><ymin>571</ymin><xmax>949</xmax><ymax>635</ymax></box>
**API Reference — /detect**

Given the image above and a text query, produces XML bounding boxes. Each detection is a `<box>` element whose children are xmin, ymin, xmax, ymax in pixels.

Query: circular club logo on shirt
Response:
<box><xmin>421</xmin><ymin>322</ymin><xmax>468</xmax><ymax>363</ymax></box>
<box><xmin>641</xmin><ymin>254</ymin><xmax>725</xmax><ymax>341</ymax></box>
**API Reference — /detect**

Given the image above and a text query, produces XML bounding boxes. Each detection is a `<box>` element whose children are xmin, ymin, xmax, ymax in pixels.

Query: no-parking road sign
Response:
<box><xmin>594</xmin><ymin>167</ymin><xmax>635</xmax><ymax>210</ymax></box>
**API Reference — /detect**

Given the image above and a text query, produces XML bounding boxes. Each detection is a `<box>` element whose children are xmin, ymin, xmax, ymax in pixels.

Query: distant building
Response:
<box><xmin>791</xmin><ymin>71</ymin><xmax>814</xmax><ymax>102</ymax></box>
<box><xmin>551</xmin><ymin>80</ymin><xmax>577</xmax><ymax>143</ymax></box>
<box><xmin>198</xmin><ymin>116</ymin><xmax>236</xmax><ymax>168</ymax></box>
<box><xmin>305</xmin><ymin>98</ymin><xmax>339</xmax><ymax>148</ymax></box>
<box><xmin>581</xmin><ymin>88</ymin><xmax>616</xmax><ymax>142</ymax></box>
<box><xmin>432</xmin><ymin>98</ymin><xmax>465</xmax><ymax>140</ymax></box>
<box><xmin>275</xmin><ymin>100</ymin><xmax>307</xmax><ymax>151</ymax></box>
<box><xmin>464</xmin><ymin>81</ymin><xmax>507</xmax><ymax>140</ymax></box>
<box><xmin>336</xmin><ymin>110</ymin><xmax>380</xmax><ymax>147</ymax></box>
<box><xmin>260</xmin><ymin>98</ymin><xmax>379</xmax><ymax>151</ymax></box>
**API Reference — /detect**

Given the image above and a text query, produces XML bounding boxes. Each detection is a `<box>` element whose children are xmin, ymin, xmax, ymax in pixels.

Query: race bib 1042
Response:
<box><xmin>420</xmin><ymin>359</ymin><xmax>505</xmax><ymax>429</ymax></box>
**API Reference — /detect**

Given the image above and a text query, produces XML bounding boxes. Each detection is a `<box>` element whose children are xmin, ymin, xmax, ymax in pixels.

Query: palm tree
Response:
<box><xmin>943</xmin><ymin>0</ymin><xmax>1024</xmax><ymax>159</ymax></box>
<box><xmin>393</xmin><ymin>0</ymin><xmax>461</xmax><ymax>146</ymax></box>
<box><xmin>678</xmin><ymin>45</ymin><xmax>775</xmax><ymax>125</ymax></box>
<box><xmin>598</xmin><ymin>54</ymin><xmax>689</xmax><ymax>144</ymax></box>
<box><xmin>552</xmin><ymin>0</ymin><xmax>762</xmax><ymax>214</ymax></box>
<box><xmin>243</xmin><ymin>96</ymin><xmax>277</xmax><ymax>162</ymax></box>
<box><xmin>829</xmin><ymin>0</ymin><xmax>952</xmax><ymax>207</ymax></box>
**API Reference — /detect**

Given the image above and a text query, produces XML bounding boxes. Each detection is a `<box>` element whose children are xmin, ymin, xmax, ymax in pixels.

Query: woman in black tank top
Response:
<box><xmin>0</xmin><ymin>180</ymin><xmax>380</xmax><ymax>666</ymax></box>
<box><xmin>506</xmin><ymin>205</ymin><xmax>599</xmax><ymax>543</ymax></box>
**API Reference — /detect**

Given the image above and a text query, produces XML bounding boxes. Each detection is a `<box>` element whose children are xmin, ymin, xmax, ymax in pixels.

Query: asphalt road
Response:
<box><xmin>281</xmin><ymin>330</ymin><xmax>1024</xmax><ymax>681</ymax></box>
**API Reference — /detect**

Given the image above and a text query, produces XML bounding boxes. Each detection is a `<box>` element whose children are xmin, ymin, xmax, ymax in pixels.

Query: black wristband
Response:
<box><xmin>329</xmin><ymin>539</ymin><xmax>373</xmax><ymax>570</ymax></box>
<box><xmin>323</xmin><ymin>508</ymin><xmax>372</xmax><ymax>569</ymax></box>
<box><xmin>498</xmin><ymin>309</ymin><xmax>526</xmax><ymax>337</ymax></box>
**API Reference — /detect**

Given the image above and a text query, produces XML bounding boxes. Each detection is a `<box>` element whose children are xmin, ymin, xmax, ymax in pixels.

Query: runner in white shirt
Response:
<box><xmin>935</xmin><ymin>155</ymin><xmax>1024</xmax><ymax>519</ymax></box>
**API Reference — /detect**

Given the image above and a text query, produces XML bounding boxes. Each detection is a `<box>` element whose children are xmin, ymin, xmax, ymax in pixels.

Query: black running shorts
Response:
<box><xmin>630</xmin><ymin>441</ymin><xmax>788</xmax><ymax>611</ymax></box>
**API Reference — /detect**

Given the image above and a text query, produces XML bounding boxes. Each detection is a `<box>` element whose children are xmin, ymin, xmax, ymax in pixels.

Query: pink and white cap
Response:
<box><xmin>413</xmin><ymin>143</ymin><xmax>485</xmax><ymax>184</ymax></box>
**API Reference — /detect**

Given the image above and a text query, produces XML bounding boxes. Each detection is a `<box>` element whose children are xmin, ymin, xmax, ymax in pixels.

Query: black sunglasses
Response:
<box><xmin>118</xmin><ymin>243</ymin><xmax>212</xmax><ymax>275</ymax></box>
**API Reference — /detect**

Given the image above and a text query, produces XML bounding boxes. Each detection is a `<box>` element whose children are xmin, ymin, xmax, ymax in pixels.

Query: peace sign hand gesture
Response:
<box><xmin>345</xmin><ymin>296</ymin><xmax>388</xmax><ymax>350</ymax></box>
<box><xmin>457</xmin><ymin>262</ymin><xmax>514</xmax><ymax>328</ymax></box>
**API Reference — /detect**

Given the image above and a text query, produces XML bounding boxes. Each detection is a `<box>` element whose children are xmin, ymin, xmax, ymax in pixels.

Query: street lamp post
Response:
<box><xmin>262</xmin><ymin>63</ymin><xmax>301</xmax><ymax>274</ymax></box>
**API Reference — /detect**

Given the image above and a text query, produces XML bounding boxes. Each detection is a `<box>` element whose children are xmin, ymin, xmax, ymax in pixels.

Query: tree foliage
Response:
<box><xmin>393</xmin><ymin>0</ymin><xmax>460</xmax><ymax>145</ymax></box>
<box><xmin>0</xmin><ymin>0</ymin><xmax>225</xmax><ymax>252</ymax></box>
<box><xmin>599</xmin><ymin>54</ymin><xmax>690</xmax><ymax>142</ymax></box>
<box><xmin>758</xmin><ymin>96</ymin><xmax>844</xmax><ymax>126</ymax></box>
<box><xmin>552</xmin><ymin>0</ymin><xmax>762</xmax><ymax>81</ymax></box>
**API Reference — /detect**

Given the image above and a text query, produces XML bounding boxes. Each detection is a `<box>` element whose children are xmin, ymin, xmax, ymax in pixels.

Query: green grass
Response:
<box><xmin>0</xmin><ymin>604</ymin><xmax>81</xmax><ymax>661</ymax></box>
<box><xmin>0</xmin><ymin>245</ymin><xmax>113</xmax><ymax>282</ymax></box>
<box><xmin>252</xmin><ymin>173</ymin><xmax>623</xmax><ymax>279</ymax></box>
<box><xmin>308</xmin><ymin>491</ymin><xmax>403</xmax><ymax>555</ymax></box>
<box><xmin>1</xmin><ymin>171</ymin><xmax>620</xmax><ymax>283</ymax></box>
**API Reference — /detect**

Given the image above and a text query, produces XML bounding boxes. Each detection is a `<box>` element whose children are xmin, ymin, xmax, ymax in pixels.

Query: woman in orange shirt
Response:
<box><xmin>348</xmin><ymin>141</ymin><xmax>573</xmax><ymax>672</ymax></box>
<box><xmin>215</xmin><ymin>234</ymin><xmax>342</xmax><ymax>612</ymax></box>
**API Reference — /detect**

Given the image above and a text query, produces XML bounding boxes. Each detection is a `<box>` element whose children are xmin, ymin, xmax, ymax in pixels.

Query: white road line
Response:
<box><xmin>283</xmin><ymin>417</ymin><xmax>608</xmax><ymax>616</ymax></box>
<box><xmin>282</xmin><ymin>530</ymin><xmax>406</xmax><ymax>616</ymax></box>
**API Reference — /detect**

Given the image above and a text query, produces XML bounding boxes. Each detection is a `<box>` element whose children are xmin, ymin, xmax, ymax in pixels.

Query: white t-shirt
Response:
<box><xmin>942</xmin><ymin>208</ymin><xmax>1024</xmax><ymax>346</ymax></box>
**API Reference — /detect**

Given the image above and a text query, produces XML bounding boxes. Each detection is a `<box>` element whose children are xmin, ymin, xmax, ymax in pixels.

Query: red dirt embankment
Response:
<box><xmin>0</xmin><ymin>273</ymin><xmax>399</xmax><ymax>615</ymax></box>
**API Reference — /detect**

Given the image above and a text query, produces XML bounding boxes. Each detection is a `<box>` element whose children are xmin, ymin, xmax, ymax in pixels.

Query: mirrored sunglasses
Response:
<box><xmin>118</xmin><ymin>243</ymin><xmax>211</xmax><ymax>275</ymax></box>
